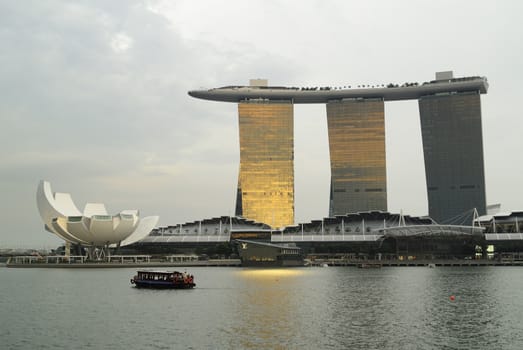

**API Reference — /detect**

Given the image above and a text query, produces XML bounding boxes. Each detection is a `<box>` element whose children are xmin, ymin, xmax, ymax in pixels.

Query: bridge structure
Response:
<box><xmin>189</xmin><ymin>71</ymin><xmax>489</xmax><ymax>227</ymax></box>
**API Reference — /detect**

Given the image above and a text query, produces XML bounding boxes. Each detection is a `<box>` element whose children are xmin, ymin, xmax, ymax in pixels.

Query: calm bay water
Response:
<box><xmin>1</xmin><ymin>266</ymin><xmax>523</xmax><ymax>349</ymax></box>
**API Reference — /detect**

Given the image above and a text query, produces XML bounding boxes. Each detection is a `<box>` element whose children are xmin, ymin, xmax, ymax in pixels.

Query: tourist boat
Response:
<box><xmin>130</xmin><ymin>270</ymin><xmax>195</xmax><ymax>289</ymax></box>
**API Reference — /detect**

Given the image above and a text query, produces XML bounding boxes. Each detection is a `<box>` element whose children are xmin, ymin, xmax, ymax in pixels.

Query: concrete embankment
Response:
<box><xmin>308</xmin><ymin>259</ymin><xmax>523</xmax><ymax>267</ymax></box>
<box><xmin>7</xmin><ymin>257</ymin><xmax>523</xmax><ymax>268</ymax></box>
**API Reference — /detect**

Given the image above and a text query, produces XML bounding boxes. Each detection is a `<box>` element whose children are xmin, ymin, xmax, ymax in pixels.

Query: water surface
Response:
<box><xmin>1</xmin><ymin>266</ymin><xmax>522</xmax><ymax>349</ymax></box>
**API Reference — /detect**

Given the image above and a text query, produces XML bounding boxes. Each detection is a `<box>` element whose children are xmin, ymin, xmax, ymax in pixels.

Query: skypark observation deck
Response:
<box><xmin>188</xmin><ymin>76</ymin><xmax>488</xmax><ymax>103</ymax></box>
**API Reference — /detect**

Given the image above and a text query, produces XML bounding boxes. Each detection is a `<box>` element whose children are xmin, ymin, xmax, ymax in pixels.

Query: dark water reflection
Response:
<box><xmin>1</xmin><ymin>266</ymin><xmax>523</xmax><ymax>349</ymax></box>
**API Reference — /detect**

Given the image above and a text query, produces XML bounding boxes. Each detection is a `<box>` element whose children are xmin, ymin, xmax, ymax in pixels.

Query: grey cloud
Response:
<box><xmin>0</xmin><ymin>0</ymin><xmax>300</xmax><ymax>247</ymax></box>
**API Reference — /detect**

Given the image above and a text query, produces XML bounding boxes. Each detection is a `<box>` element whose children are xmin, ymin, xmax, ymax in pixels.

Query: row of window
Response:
<box><xmin>242</xmin><ymin>192</ymin><xmax>293</xmax><ymax>196</ymax></box>
<box><xmin>293</xmin><ymin>227</ymin><xmax>373</xmax><ymax>233</ymax></box>
<box><xmin>428</xmin><ymin>184</ymin><xmax>479</xmax><ymax>191</ymax></box>
<box><xmin>333</xmin><ymin>188</ymin><xmax>384</xmax><ymax>193</ymax></box>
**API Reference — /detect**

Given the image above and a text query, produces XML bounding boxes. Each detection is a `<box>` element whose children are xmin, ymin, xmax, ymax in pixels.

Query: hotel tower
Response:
<box><xmin>235</xmin><ymin>95</ymin><xmax>294</xmax><ymax>228</ymax></box>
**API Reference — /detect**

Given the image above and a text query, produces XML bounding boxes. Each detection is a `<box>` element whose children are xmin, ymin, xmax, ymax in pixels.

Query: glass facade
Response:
<box><xmin>419</xmin><ymin>92</ymin><xmax>486</xmax><ymax>223</ymax></box>
<box><xmin>326</xmin><ymin>99</ymin><xmax>387</xmax><ymax>215</ymax></box>
<box><xmin>236</xmin><ymin>101</ymin><xmax>294</xmax><ymax>228</ymax></box>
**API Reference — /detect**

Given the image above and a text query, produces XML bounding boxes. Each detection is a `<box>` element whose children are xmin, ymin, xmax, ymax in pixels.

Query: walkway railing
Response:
<box><xmin>8</xmin><ymin>255</ymin><xmax>151</xmax><ymax>264</ymax></box>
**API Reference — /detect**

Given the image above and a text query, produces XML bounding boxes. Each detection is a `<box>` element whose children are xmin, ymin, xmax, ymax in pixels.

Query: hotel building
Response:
<box><xmin>189</xmin><ymin>72</ymin><xmax>488</xmax><ymax>226</ymax></box>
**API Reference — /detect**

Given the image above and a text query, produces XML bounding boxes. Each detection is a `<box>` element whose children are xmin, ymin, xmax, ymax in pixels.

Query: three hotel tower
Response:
<box><xmin>189</xmin><ymin>72</ymin><xmax>488</xmax><ymax>227</ymax></box>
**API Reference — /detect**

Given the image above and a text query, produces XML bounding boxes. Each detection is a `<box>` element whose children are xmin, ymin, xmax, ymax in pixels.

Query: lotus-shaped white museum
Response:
<box><xmin>36</xmin><ymin>180</ymin><xmax>159</xmax><ymax>256</ymax></box>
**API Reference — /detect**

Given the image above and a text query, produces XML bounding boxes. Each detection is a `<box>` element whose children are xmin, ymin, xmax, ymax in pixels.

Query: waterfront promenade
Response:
<box><xmin>5</xmin><ymin>255</ymin><xmax>523</xmax><ymax>268</ymax></box>
<box><xmin>5</xmin><ymin>255</ymin><xmax>241</xmax><ymax>268</ymax></box>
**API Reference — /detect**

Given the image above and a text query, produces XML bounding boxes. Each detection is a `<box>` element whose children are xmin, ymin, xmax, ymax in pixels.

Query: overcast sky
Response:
<box><xmin>1</xmin><ymin>0</ymin><xmax>522</xmax><ymax>248</ymax></box>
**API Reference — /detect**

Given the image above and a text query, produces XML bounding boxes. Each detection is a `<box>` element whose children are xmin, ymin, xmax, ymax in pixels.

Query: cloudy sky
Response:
<box><xmin>1</xmin><ymin>0</ymin><xmax>522</xmax><ymax>248</ymax></box>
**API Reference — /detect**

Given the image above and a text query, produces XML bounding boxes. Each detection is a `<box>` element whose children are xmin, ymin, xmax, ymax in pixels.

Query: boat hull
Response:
<box><xmin>131</xmin><ymin>279</ymin><xmax>195</xmax><ymax>289</ymax></box>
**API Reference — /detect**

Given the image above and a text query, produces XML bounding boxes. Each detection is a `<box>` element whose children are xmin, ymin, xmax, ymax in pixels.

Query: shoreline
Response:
<box><xmin>310</xmin><ymin>259</ymin><xmax>523</xmax><ymax>267</ymax></box>
<box><xmin>4</xmin><ymin>258</ymin><xmax>523</xmax><ymax>268</ymax></box>
<box><xmin>4</xmin><ymin>259</ymin><xmax>241</xmax><ymax>268</ymax></box>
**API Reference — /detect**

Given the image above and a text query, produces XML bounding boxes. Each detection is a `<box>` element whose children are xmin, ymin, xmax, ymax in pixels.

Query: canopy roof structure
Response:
<box><xmin>377</xmin><ymin>225</ymin><xmax>485</xmax><ymax>238</ymax></box>
<box><xmin>36</xmin><ymin>180</ymin><xmax>159</xmax><ymax>247</ymax></box>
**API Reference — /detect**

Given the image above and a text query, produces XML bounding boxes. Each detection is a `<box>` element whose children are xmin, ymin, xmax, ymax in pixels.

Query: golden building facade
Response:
<box><xmin>236</xmin><ymin>101</ymin><xmax>294</xmax><ymax>228</ymax></box>
<box><xmin>326</xmin><ymin>98</ymin><xmax>387</xmax><ymax>215</ymax></box>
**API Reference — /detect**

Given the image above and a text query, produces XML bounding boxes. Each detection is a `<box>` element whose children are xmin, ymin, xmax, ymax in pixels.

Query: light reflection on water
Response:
<box><xmin>231</xmin><ymin>268</ymin><xmax>311</xmax><ymax>349</ymax></box>
<box><xmin>1</xmin><ymin>266</ymin><xmax>523</xmax><ymax>349</ymax></box>
<box><xmin>236</xmin><ymin>268</ymin><xmax>308</xmax><ymax>279</ymax></box>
